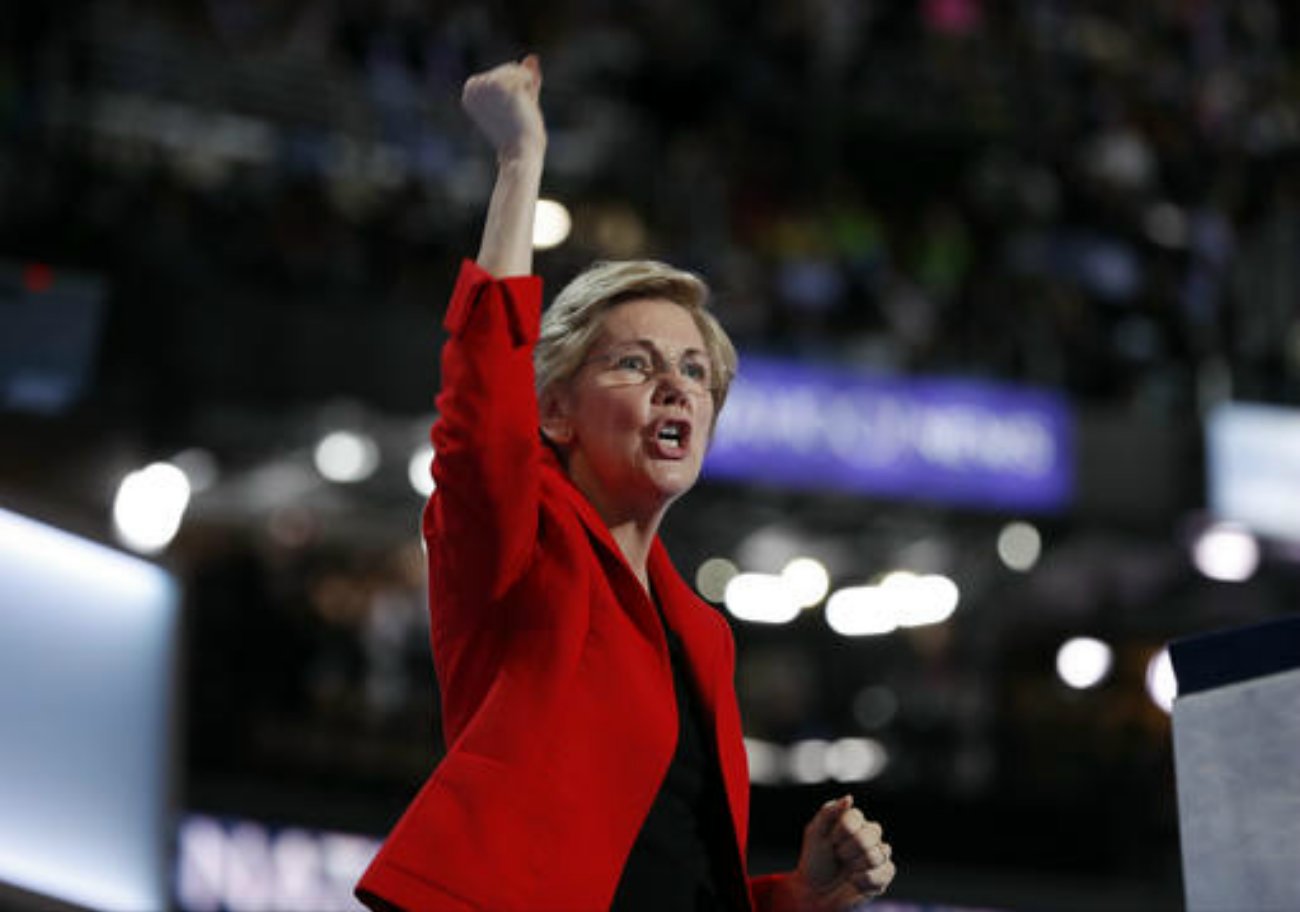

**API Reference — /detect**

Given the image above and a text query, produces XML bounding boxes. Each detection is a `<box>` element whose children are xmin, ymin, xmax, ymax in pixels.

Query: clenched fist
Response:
<box><xmin>461</xmin><ymin>54</ymin><xmax>546</xmax><ymax>161</ymax></box>
<box><xmin>792</xmin><ymin>795</ymin><xmax>895</xmax><ymax>910</ymax></box>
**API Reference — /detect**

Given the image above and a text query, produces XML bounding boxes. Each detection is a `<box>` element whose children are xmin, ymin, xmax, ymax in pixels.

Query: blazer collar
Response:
<box><xmin>540</xmin><ymin>447</ymin><xmax>723</xmax><ymax>694</ymax></box>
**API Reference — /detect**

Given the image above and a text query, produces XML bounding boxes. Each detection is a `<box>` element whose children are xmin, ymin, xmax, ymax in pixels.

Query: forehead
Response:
<box><xmin>596</xmin><ymin>297</ymin><xmax>705</xmax><ymax>349</ymax></box>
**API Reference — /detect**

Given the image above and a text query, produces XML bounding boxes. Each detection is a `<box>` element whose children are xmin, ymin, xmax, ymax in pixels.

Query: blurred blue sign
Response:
<box><xmin>705</xmin><ymin>357</ymin><xmax>1073</xmax><ymax>511</ymax></box>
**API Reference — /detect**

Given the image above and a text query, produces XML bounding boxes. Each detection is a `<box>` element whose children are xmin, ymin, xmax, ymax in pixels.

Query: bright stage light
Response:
<box><xmin>826</xmin><ymin>572</ymin><xmax>960</xmax><ymax>636</ymax></box>
<box><xmin>695</xmin><ymin>557</ymin><xmax>739</xmax><ymax>603</ymax></box>
<box><xmin>782</xmin><ymin>556</ymin><xmax>830</xmax><ymax>608</ymax></box>
<box><xmin>891</xmin><ymin>572</ymin><xmax>960</xmax><ymax>627</ymax></box>
<box><xmin>826</xmin><ymin>585</ymin><xmax>897</xmax><ymax>637</ymax></box>
<box><xmin>997</xmin><ymin>520</ymin><xmax>1041</xmax><ymax>571</ymax></box>
<box><xmin>112</xmin><ymin>461</ymin><xmax>191</xmax><ymax>554</ymax></box>
<box><xmin>407</xmin><ymin>442</ymin><xmax>435</xmax><ymax>497</ymax></box>
<box><xmin>1056</xmin><ymin>637</ymin><xmax>1114</xmax><ymax>689</ymax></box>
<box><xmin>742</xmin><ymin>738</ymin><xmax>782</xmax><ymax>786</ymax></box>
<box><xmin>313</xmin><ymin>430</ymin><xmax>378</xmax><ymax>483</ymax></box>
<box><xmin>788</xmin><ymin>739</ymin><xmax>831</xmax><ymax>784</ymax></box>
<box><xmin>1191</xmin><ymin>521</ymin><xmax>1259</xmax><ymax>582</ymax></box>
<box><xmin>1146</xmin><ymin>648</ymin><xmax>1178</xmax><ymax>714</ymax></box>
<box><xmin>825</xmin><ymin>737</ymin><xmax>888</xmax><ymax>783</ymax></box>
<box><xmin>533</xmin><ymin>199</ymin><xmax>572</xmax><ymax>250</ymax></box>
<box><xmin>724</xmin><ymin>572</ymin><xmax>799</xmax><ymax>624</ymax></box>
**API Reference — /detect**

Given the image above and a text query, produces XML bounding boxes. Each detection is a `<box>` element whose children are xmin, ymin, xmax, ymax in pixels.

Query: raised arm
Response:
<box><xmin>462</xmin><ymin>54</ymin><xmax>547</xmax><ymax>278</ymax></box>
<box><xmin>424</xmin><ymin>57</ymin><xmax>548</xmax><ymax>610</ymax></box>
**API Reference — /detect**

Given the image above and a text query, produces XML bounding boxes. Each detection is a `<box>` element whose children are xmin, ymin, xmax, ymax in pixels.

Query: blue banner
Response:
<box><xmin>704</xmin><ymin>357</ymin><xmax>1073</xmax><ymax>511</ymax></box>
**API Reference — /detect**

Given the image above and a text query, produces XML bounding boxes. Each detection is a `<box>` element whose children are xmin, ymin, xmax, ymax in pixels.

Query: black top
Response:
<box><xmin>610</xmin><ymin>610</ymin><xmax>749</xmax><ymax>911</ymax></box>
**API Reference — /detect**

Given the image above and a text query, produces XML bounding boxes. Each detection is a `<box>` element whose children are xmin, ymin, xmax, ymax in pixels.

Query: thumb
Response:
<box><xmin>521</xmin><ymin>53</ymin><xmax>542</xmax><ymax>96</ymax></box>
<box><xmin>807</xmin><ymin>794</ymin><xmax>853</xmax><ymax>839</ymax></box>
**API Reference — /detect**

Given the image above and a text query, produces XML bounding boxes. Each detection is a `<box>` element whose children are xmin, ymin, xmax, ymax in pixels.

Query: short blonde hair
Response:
<box><xmin>535</xmin><ymin>260</ymin><xmax>738</xmax><ymax>415</ymax></box>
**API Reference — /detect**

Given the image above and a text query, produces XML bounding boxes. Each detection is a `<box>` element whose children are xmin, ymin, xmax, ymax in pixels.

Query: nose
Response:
<box><xmin>651</xmin><ymin>367</ymin><xmax>691</xmax><ymax>404</ymax></box>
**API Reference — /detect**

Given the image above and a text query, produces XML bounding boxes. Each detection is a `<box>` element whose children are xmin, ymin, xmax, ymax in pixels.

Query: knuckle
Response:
<box><xmin>836</xmin><ymin>839</ymin><xmax>864</xmax><ymax>860</ymax></box>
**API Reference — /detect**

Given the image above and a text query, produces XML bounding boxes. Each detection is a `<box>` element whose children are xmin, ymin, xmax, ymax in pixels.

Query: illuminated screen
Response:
<box><xmin>1207</xmin><ymin>401</ymin><xmax>1300</xmax><ymax>542</ymax></box>
<box><xmin>0</xmin><ymin>508</ymin><xmax>179</xmax><ymax>910</ymax></box>
<box><xmin>0</xmin><ymin>261</ymin><xmax>106</xmax><ymax>415</ymax></box>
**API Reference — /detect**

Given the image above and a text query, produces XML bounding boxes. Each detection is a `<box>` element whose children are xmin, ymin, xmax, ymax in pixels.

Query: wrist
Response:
<box><xmin>764</xmin><ymin>871</ymin><xmax>819</xmax><ymax>912</ymax></box>
<box><xmin>496</xmin><ymin>135</ymin><xmax>547</xmax><ymax>170</ymax></box>
<box><xmin>787</xmin><ymin>870</ymin><xmax>847</xmax><ymax>912</ymax></box>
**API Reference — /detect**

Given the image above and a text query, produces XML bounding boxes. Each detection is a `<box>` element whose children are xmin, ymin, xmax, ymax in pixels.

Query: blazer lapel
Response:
<box><xmin>540</xmin><ymin>453</ymin><xmax>665</xmax><ymax>645</ymax></box>
<box><xmin>541</xmin><ymin>453</ymin><xmax>749</xmax><ymax>849</ymax></box>
<box><xmin>649</xmin><ymin>539</ymin><xmax>752</xmax><ymax>864</ymax></box>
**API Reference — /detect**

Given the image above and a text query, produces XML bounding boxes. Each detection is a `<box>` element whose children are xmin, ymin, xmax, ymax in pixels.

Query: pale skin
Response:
<box><xmin>463</xmin><ymin>55</ymin><xmax>896</xmax><ymax>911</ymax></box>
<box><xmin>540</xmin><ymin>298</ymin><xmax>712</xmax><ymax>592</ymax></box>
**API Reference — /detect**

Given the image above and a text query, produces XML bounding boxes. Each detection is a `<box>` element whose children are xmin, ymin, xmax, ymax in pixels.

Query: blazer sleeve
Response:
<box><xmin>425</xmin><ymin>258</ymin><xmax>545</xmax><ymax>606</ymax></box>
<box><xmin>748</xmin><ymin>872</ymin><xmax>795</xmax><ymax>912</ymax></box>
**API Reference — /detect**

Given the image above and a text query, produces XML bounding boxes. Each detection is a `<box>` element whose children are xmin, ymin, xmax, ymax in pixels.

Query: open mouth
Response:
<box><xmin>651</xmin><ymin>419</ymin><xmax>691</xmax><ymax>456</ymax></box>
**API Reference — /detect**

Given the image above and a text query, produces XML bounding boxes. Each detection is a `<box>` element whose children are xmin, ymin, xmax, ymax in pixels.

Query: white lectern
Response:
<box><xmin>1170</xmin><ymin>616</ymin><xmax>1300</xmax><ymax>912</ymax></box>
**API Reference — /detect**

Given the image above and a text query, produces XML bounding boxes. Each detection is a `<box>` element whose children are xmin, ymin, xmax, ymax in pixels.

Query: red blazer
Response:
<box><xmin>357</xmin><ymin>261</ymin><xmax>785</xmax><ymax>911</ymax></box>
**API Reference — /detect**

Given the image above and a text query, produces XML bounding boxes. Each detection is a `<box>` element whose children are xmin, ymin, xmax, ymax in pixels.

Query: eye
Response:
<box><xmin>681</xmin><ymin>359</ymin><xmax>711</xmax><ymax>384</ymax></box>
<box><xmin>613</xmin><ymin>353</ymin><xmax>651</xmax><ymax>373</ymax></box>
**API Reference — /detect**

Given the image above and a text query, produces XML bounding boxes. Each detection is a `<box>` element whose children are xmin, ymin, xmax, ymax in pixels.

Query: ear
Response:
<box><xmin>539</xmin><ymin>387</ymin><xmax>574</xmax><ymax>447</ymax></box>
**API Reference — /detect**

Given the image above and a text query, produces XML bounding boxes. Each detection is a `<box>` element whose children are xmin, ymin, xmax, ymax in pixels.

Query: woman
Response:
<box><xmin>356</xmin><ymin>55</ymin><xmax>895</xmax><ymax>912</ymax></box>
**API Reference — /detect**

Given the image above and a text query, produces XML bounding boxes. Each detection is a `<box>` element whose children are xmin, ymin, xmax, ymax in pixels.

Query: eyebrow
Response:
<box><xmin>605</xmin><ymin>338</ymin><xmax>707</xmax><ymax>357</ymax></box>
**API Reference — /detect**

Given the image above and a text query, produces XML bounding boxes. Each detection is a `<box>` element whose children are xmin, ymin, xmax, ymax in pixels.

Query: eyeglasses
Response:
<box><xmin>581</xmin><ymin>344</ymin><xmax>716</xmax><ymax>397</ymax></box>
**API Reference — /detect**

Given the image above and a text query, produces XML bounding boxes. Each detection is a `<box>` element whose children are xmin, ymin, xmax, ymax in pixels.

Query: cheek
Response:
<box><xmin>576</xmin><ymin>390</ymin><xmax>645</xmax><ymax>439</ymax></box>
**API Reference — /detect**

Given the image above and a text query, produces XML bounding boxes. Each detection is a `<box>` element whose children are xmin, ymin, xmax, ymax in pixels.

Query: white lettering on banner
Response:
<box><xmin>774</xmin><ymin>386</ymin><xmax>824</xmax><ymax>454</ymax></box>
<box><xmin>176</xmin><ymin>814</ymin><xmax>380</xmax><ymax>912</ymax></box>
<box><xmin>174</xmin><ymin>812</ymin><xmax>982</xmax><ymax>912</ymax></box>
<box><xmin>915</xmin><ymin>406</ymin><xmax>1055</xmax><ymax>475</ymax></box>
<box><xmin>225</xmin><ymin>822</ymin><xmax>276</xmax><ymax>912</ymax></box>
<box><xmin>715</xmin><ymin>379</ymin><xmax>1058</xmax><ymax>479</ymax></box>
<box><xmin>177</xmin><ymin>817</ymin><xmax>225</xmax><ymax>912</ymax></box>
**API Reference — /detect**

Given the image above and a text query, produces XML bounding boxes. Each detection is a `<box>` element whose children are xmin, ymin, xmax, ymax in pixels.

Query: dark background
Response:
<box><xmin>3</xmin><ymin>1</ymin><xmax>1299</xmax><ymax>909</ymax></box>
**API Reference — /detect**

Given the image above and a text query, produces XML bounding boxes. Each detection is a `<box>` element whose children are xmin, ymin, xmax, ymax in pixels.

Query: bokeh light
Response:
<box><xmin>997</xmin><ymin>521</ymin><xmax>1042</xmax><ymax>572</ymax></box>
<box><xmin>696</xmin><ymin>557</ymin><xmax>739</xmax><ymax>603</ymax></box>
<box><xmin>313</xmin><ymin>431</ymin><xmax>379</xmax><ymax>484</ymax></box>
<box><xmin>1191</xmin><ymin>521</ymin><xmax>1260</xmax><ymax>582</ymax></box>
<box><xmin>826</xmin><ymin>585</ymin><xmax>898</xmax><ymax>637</ymax></box>
<box><xmin>532</xmin><ymin>199</ymin><xmax>572</xmax><ymax>250</ymax></box>
<box><xmin>1145</xmin><ymin>648</ymin><xmax>1178</xmax><ymax>714</ymax></box>
<box><xmin>825</xmin><ymin>737</ymin><xmax>889</xmax><ymax>783</ymax></box>
<box><xmin>112</xmin><ymin>462</ymin><xmax>192</xmax><ymax>555</ymax></box>
<box><xmin>1056</xmin><ymin>637</ymin><xmax>1114</xmax><ymax>690</ymax></box>
<box><xmin>407</xmin><ymin>442</ymin><xmax>435</xmax><ymax>497</ymax></box>
<box><xmin>723</xmin><ymin>572</ymin><xmax>799</xmax><ymax>624</ymax></box>
<box><xmin>825</xmin><ymin>572</ymin><xmax>960</xmax><ymax>636</ymax></box>
<box><xmin>781</xmin><ymin>556</ymin><xmax>830</xmax><ymax>608</ymax></box>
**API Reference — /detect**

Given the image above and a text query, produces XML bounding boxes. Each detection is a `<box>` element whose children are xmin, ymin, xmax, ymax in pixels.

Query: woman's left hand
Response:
<box><xmin>791</xmin><ymin>795</ymin><xmax>895</xmax><ymax>911</ymax></box>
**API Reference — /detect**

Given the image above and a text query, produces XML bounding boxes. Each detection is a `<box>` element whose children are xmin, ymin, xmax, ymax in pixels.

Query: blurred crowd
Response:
<box><xmin>2</xmin><ymin>0</ymin><xmax>1299</xmax><ymax>430</ymax></box>
<box><xmin>7</xmin><ymin>4</ymin><xmax>1283</xmax><ymax>895</ymax></box>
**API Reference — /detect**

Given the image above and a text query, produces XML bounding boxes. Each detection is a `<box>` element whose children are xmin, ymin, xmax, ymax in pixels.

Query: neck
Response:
<box><xmin>576</xmin><ymin>481</ymin><xmax>668</xmax><ymax>594</ymax></box>
<box><xmin>564</xmin><ymin>459</ymin><xmax>674</xmax><ymax>594</ymax></box>
<box><xmin>607</xmin><ymin>517</ymin><xmax>660</xmax><ymax>594</ymax></box>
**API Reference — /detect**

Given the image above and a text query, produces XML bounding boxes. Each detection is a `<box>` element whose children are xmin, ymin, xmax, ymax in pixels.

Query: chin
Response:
<box><xmin>647</xmin><ymin>463</ymin><xmax>701</xmax><ymax>500</ymax></box>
